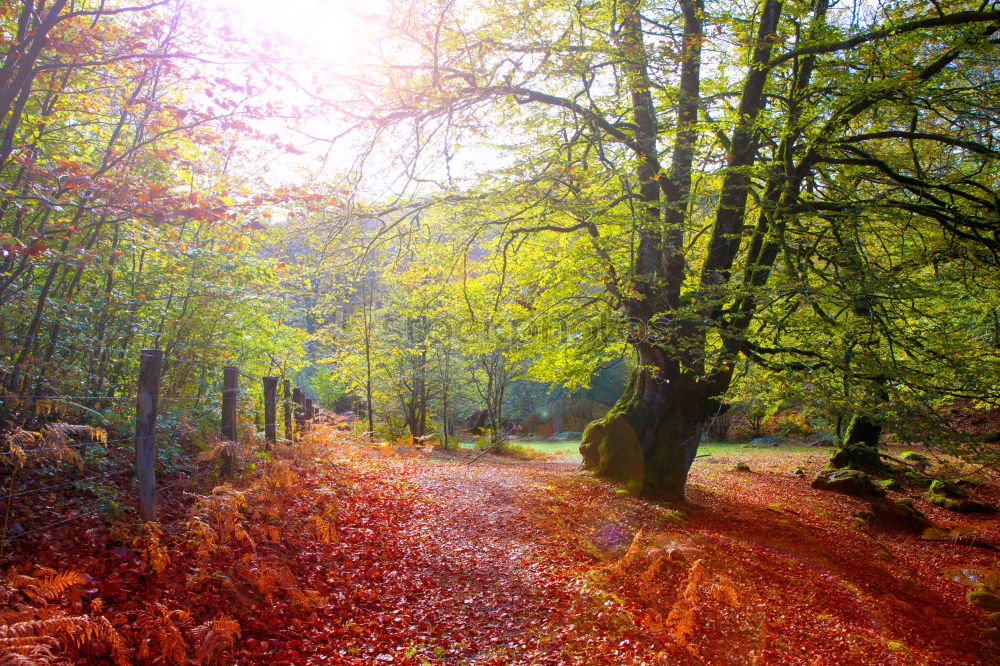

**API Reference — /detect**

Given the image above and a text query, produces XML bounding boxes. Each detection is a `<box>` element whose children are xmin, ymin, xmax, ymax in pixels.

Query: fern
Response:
<box><xmin>133</xmin><ymin>522</ymin><xmax>171</xmax><ymax>575</ymax></box>
<box><xmin>191</xmin><ymin>614</ymin><xmax>240</xmax><ymax>666</ymax></box>
<box><xmin>0</xmin><ymin>569</ymin><xmax>127</xmax><ymax>665</ymax></box>
<box><xmin>0</xmin><ymin>614</ymin><xmax>127</xmax><ymax>665</ymax></box>
<box><xmin>7</xmin><ymin>569</ymin><xmax>85</xmax><ymax>603</ymax></box>
<box><xmin>666</xmin><ymin>559</ymin><xmax>705</xmax><ymax>649</ymax></box>
<box><xmin>136</xmin><ymin>603</ymin><xmax>192</xmax><ymax>665</ymax></box>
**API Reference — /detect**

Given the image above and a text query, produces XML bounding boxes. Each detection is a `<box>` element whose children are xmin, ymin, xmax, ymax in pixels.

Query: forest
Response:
<box><xmin>0</xmin><ymin>0</ymin><xmax>999</xmax><ymax>663</ymax></box>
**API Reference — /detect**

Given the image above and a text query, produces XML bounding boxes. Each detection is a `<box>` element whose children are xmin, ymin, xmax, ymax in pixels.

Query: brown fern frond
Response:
<box><xmin>41</xmin><ymin>424</ymin><xmax>107</xmax><ymax>446</ymax></box>
<box><xmin>306</xmin><ymin>514</ymin><xmax>337</xmax><ymax>544</ymax></box>
<box><xmin>0</xmin><ymin>640</ymin><xmax>58</xmax><ymax>665</ymax></box>
<box><xmin>136</xmin><ymin>603</ymin><xmax>192</xmax><ymax>664</ymax></box>
<box><xmin>0</xmin><ymin>615</ymin><xmax>126</xmax><ymax>664</ymax></box>
<box><xmin>0</xmin><ymin>442</ymin><xmax>26</xmax><ymax>471</ymax></box>
<box><xmin>8</xmin><ymin>570</ymin><xmax>85</xmax><ymax>603</ymax></box>
<box><xmin>196</xmin><ymin>440</ymin><xmax>241</xmax><ymax>464</ymax></box>
<box><xmin>133</xmin><ymin>523</ymin><xmax>170</xmax><ymax>575</ymax></box>
<box><xmin>192</xmin><ymin>614</ymin><xmax>240</xmax><ymax>666</ymax></box>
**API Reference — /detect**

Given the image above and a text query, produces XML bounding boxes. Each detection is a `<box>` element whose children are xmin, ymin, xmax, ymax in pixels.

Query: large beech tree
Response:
<box><xmin>338</xmin><ymin>0</ymin><xmax>1000</xmax><ymax>500</ymax></box>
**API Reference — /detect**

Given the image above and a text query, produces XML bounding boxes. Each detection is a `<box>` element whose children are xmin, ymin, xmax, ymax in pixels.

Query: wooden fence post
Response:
<box><xmin>221</xmin><ymin>366</ymin><xmax>238</xmax><ymax>478</ymax></box>
<box><xmin>282</xmin><ymin>379</ymin><xmax>292</xmax><ymax>443</ymax></box>
<box><xmin>305</xmin><ymin>398</ymin><xmax>314</xmax><ymax>431</ymax></box>
<box><xmin>263</xmin><ymin>376</ymin><xmax>278</xmax><ymax>449</ymax></box>
<box><xmin>135</xmin><ymin>349</ymin><xmax>163</xmax><ymax>522</ymax></box>
<box><xmin>293</xmin><ymin>388</ymin><xmax>304</xmax><ymax>438</ymax></box>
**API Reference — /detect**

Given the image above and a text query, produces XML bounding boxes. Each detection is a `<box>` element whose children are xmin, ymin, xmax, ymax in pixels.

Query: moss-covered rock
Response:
<box><xmin>880</xmin><ymin>478</ymin><xmax>901</xmax><ymax>491</ymax></box>
<box><xmin>790</xmin><ymin>466</ymin><xmax>806</xmax><ymax>478</ymax></box>
<box><xmin>900</xmin><ymin>450</ymin><xmax>929</xmax><ymax>464</ymax></box>
<box><xmin>856</xmin><ymin>498</ymin><xmax>928</xmax><ymax>532</ymax></box>
<box><xmin>733</xmin><ymin>462</ymin><xmax>752</xmax><ymax>472</ymax></box>
<box><xmin>967</xmin><ymin>584</ymin><xmax>1000</xmax><ymax>612</ymax></box>
<box><xmin>989</xmin><ymin>611</ymin><xmax>1000</xmax><ymax>627</ymax></box>
<box><xmin>811</xmin><ymin>468</ymin><xmax>887</xmax><ymax>498</ymax></box>
<box><xmin>903</xmin><ymin>470</ymin><xmax>933</xmax><ymax>489</ymax></box>
<box><xmin>927</xmin><ymin>480</ymin><xmax>995</xmax><ymax>514</ymax></box>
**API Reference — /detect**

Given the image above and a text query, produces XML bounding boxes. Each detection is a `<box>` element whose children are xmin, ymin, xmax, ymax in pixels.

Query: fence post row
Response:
<box><xmin>221</xmin><ymin>366</ymin><xmax>238</xmax><ymax>478</ymax></box>
<box><xmin>135</xmin><ymin>349</ymin><xmax>163</xmax><ymax>522</ymax></box>
<box><xmin>263</xmin><ymin>376</ymin><xmax>278</xmax><ymax>449</ymax></box>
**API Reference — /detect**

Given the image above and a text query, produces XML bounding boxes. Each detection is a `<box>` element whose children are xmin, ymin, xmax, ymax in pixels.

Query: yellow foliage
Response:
<box><xmin>133</xmin><ymin>522</ymin><xmax>171</xmax><ymax>575</ymax></box>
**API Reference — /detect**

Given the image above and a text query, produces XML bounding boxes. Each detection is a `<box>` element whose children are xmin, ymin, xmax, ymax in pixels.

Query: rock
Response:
<box><xmin>857</xmin><ymin>498</ymin><xmax>928</xmax><ymax>532</ymax></box>
<box><xmin>903</xmin><ymin>470</ymin><xmax>933</xmax><ymax>489</ymax></box>
<box><xmin>811</xmin><ymin>468</ymin><xmax>887</xmax><ymax>498</ymax></box>
<box><xmin>791</xmin><ymin>466</ymin><xmax>806</xmax><ymax>478</ymax></box>
<box><xmin>880</xmin><ymin>478</ymin><xmax>901</xmax><ymax>491</ymax></box>
<box><xmin>927</xmin><ymin>480</ymin><xmax>995</xmax><ymax>514</ymax></box>
<box><xmin>989</xmin><ymin>612</ymin><xmax>1000</xmax><ymax>627</ymax></box>
<box><xmin>807</xmin><ymin>438</ymin><xmax>835</xmax><ymax>448</ymax></box>
<box><xmin>733</xmin><ymin>462</ymin><xmax>752</xmax><ymax>472</ymax></box>
<box><xmin>750</xmin><ymin>436</ymin><xmax>782</xmax><ymax>448</ymax></box>
<box><xmin>900</xmin><ymin>450</ymin><xmax>929</xmax><ymax>463</ymax></box>
<box><xmin>967</xmin><ymin>585</ymin><xmax>1000</xmax><ymax>612</ymax></box>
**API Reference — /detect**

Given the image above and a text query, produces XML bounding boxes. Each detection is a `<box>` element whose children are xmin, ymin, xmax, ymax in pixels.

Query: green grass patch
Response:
<box><xmin>455</xmin><ymin>438</ymin><xmax>582</xmax><ymax>459</ymax></box>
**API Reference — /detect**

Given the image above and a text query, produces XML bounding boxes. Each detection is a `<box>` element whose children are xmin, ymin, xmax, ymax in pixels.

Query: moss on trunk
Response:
<box><xmin>580</xmin><ymin>364</ymin><xmax>708</xmax><ymax>502</ymax></box>
<box><xmin>829</xmin><ymin>413</ymin><xmax>891</xmax><ymax>474</ymax></box>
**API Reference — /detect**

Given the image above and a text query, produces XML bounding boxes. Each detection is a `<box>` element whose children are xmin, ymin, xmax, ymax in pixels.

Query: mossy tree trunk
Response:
<box><xmin>580</xmin><ymin>344</ymin><xmax>719</xmax><ymax>502</ymax></box>
<box><xmin>830</xmin><ymin>374</ymin><xmax>891</xmax><ymax>473</ymax></box>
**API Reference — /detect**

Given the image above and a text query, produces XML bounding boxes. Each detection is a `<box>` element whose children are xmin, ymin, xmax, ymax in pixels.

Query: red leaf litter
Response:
<box><xmin>3</xmin><ymin>428</ymin><xmax>998</xmax><ymax>665</ymax></box>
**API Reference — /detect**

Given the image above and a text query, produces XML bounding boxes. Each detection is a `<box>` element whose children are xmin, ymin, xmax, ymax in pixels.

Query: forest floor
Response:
<box><xmin>3</xmin><ymin>424</ymin><xmax>1000</xmax><ymax>665</ymax></box>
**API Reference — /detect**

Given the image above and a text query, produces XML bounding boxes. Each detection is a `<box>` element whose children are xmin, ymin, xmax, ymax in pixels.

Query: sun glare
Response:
<box><xmin>206</xmin><ymin>0</ymin><xmax>382</xmax><ymax>67</ymax></box>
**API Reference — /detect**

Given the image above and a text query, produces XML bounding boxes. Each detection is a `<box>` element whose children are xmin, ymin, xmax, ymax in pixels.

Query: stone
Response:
<box><xmin>811</xmin><ymin>468</ymin><xmax>887</xmax><ymax>498</ymax></box>
<box><xmin>927</xmin><ymin>480</ymin><xmax>995</xmax><ymax>514</ymax></box>
<box><xmin>733</xmin><ymin>462</ymin><xmax>752</xmax><ymax>472</ymax></box>
<box><xmin>857</xmin><ymin>498</ymin><xmax>928</xmax><ymax>532</ymax></box>
<box><xmin>750</xmin><ymin>436</ymin><xmax>782</xmax><ymax>448</ymax></box>
<box><xmin>791</xmin><ymin>466</ymin><xmax>806</xmax><ymax>478</ymax></box>
<box><xmin>967</xmin><ymin>585</ymin><xmax>1000</xmax><ymax>612</ymax></box>
<box><xmin>880</xmin><ymin>478</ymin><xmax>901</xmax><ymax>491</ymax></box>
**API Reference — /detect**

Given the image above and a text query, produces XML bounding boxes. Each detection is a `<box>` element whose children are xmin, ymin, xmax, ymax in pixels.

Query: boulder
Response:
<box><xmin>733</xmin><ymin>462</ymin><xmax>752</xmax><ymax>472</ymax></box>
<box><xmin>968</xmin><ymin>585</ymin><xmax>1000</xmax><ymax>612</ymax></box>
<box><xmin>927</xmin><ymin>480</ymin><xmax>995</xmax><ymax>514</ymax></box>
<box><xmin>750</xmin><ymin>436</ymin><xmax>782</xmax><ymax>448</ymax></box>
<box><xmin>880</xmin><ymin>478</ymin><xmax>902</xmax><ymax>492</ymax></box>
<box><xmin>856</xmin><ymin>498</ymin><xmax>928</xmax><ymax>532</ymax></box>
<box><xmin>811</xmin><ymin>468</ymin><xmax>887</xmax><ymax>498</ymax></box>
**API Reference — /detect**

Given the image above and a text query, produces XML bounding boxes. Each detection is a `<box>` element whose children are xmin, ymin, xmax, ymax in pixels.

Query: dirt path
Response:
<box><xmin>297</xmin><ymin>448</ymin><xmax>1000</xmax><ymax>665</ymax></box>
<box><xmin>297</xmin><ymin>454</ymin><xmax>652</xmax><ymax>665</ymax></box>
<box><xmin>397</xmin><ymin>460</ymin><xmax>579</xmax><ymax>661</ymax></box>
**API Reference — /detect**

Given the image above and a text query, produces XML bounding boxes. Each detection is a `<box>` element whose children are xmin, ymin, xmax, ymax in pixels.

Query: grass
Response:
<box><xmin>450</xmin><ymin>438</ymin><xmax>836</xmax><ymax>462</ymax></box>
<box><xmin>454</xmin><ymin>438</ymin><xmax>582</xmax><ymax>459</ymax></box>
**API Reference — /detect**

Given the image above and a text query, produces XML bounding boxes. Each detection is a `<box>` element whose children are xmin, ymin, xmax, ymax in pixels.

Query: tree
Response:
<box><xmin>333</xmin><ymin>0</ymin><xmax>1000</xmax><ymax>499</ymax></box>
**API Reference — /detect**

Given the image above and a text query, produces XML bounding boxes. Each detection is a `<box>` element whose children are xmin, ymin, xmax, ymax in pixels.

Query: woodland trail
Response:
<box><xmin>304</xmin><ymin>455</ymin><xmax>647</xmax><ymax>665</ymax></box>
<box><xmin>294</xmin><ymin>445</ymin><xmax>1000</xmax><ymax>666</ymax></box>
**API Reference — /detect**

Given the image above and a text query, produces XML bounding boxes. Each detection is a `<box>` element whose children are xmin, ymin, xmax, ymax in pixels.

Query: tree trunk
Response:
<box><xmin>580</xmin><ymin>346</ymin><xmax>714</xmax><ymax>501</ymax></box>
